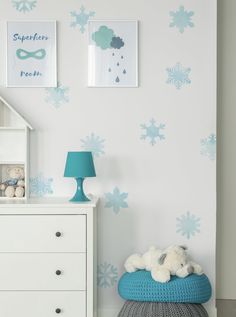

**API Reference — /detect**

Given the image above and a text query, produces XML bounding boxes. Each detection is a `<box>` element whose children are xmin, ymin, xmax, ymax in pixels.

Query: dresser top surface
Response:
<box><xmin>0</xmin><ymin>196</ymin><xmax>99</xmax><ymax>208</ymax></box>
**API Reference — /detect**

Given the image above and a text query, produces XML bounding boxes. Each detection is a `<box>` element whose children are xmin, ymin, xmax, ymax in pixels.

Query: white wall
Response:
<box><xmin>217</xmin><ymin>0</ymin><xmax>236</xmax><ymax>301</ymax></box>
<box><xmin>0</xmin><ymin>0</ymin><xmax>217</xmax><ymax>315</ymax></box>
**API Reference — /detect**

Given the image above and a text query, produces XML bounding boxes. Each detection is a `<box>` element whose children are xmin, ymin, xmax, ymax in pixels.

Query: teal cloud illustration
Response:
<box><xmin>92</xmin><ymin>25</ymin><xmax>125</xmax><ymax>50</ymax></box>
<box><xmin>92</xmin><ymin>26</ymin><xmax>114</xmax><ymax>50</ymax></box>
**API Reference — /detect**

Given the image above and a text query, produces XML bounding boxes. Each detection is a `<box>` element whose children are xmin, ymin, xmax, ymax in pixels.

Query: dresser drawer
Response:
<box><xmin>0</xmin><ymin>253</ymin><xmax>86</xmax><ymax>290</ymax></box>
<box><xmin>0</xmin><ymin>215</ymin><xmax>86</xmax><ymax>252</ymax></box>
<box><xmin>0</xmin><ymin>291</ymin><xmax>86</xmax><ymax>317</ymax></box>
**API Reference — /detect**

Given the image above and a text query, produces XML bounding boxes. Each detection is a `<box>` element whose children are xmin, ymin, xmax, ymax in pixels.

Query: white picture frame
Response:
<box><xmin>6</xmin><ymin>21</ymin><xmax>57</xmax><ymax>88</ymax></box>
<box><xmin>88</xmin><ymin>20</ymin><xmax>138</xmax><ymax>88</ymax></box>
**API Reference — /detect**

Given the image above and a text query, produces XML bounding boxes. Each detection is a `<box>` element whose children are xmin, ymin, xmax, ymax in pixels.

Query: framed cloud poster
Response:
<box><xmin>6</xmin><ymin>21</ymin><xmax>57</xmax><ymax>87</ymax></box>
<box><xmin>88</xmin><ymin>20</ymin><xmax>138</xmax><ymax>87</ymax></box>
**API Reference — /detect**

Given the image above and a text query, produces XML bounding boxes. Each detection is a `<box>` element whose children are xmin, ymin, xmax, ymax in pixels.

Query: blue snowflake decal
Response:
<box><xmin>70</xmin><ymin>6</ymin><xmax>95</xmax><ymax>33</ymax></box>
<box><xmin>30</xmin><ymin>173</ymin><xmax>53</xmax><ymax>197</ymax></box>
<box><xmin>12</xmin><ymin>0</ymin><xmax>37</xmax><ymax>13</ymax></box>
<box><xmin>201</xmin><ymin>134</ymin><xmax>216</xmax><ymax>161</ymax></box>
<box><xmin>170</xmin><ymin>6</ymin><xmax>194</xmax><ymax>33</ymax></box>
<box><xmin>81</xmin><ymin>133</ymin><xmax>105</xmax><ymax>158</ymax></box>
<box><xmin>45</xmin><ymin>83</ymin><xmax>69</xmax><ymax>108</ymax></box>
<box><xmin>98</xmin><ymin>262</ymin><xmax>118</xmax><ymax>288</ymax></box>
<box><xmin>105</xmin><ymin>187</ymin><xmax>128</xmax><ymax>214</ymax></box>
<box><xmin>176</xmin><ymin>211</ymin><xmax>200</xmax><ymax>240</ymax></box>
<box><xmin>166</xmin><ymin>63</ymin><xmax>191</xmax><ymax>89</ymax></box>
<box><xmin>141</xmin><ymin>119</ymin><xmax>165</xmax><ymax>146</ymax></box>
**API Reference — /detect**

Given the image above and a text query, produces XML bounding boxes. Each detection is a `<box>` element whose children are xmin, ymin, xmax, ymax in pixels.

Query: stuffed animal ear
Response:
<box><xmin>179</xmin><ymin>245</ymin><xmax>188</xmax><ymax>251</ymax></box>
<box><xmin>158</xmin><ymin>253</ymin><xmax>167</xmax><ymax>265</ymax></box>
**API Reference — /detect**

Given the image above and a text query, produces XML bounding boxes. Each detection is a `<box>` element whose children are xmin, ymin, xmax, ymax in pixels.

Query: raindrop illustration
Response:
<box><xmin>108</xmin><ymin>68</ymin><xmax>111</xmax><ymax>72</ymax></box>
<box><xmin>117</xmin><ymin>62</ymin><xmax>120</xmax><ymax>66</ymax></box>
<box><xmin>115</xmin><ymin>76</ymin><xmax>120</xmax><ymax>83</ymax></box>
<box><xmin>123</xmin><ymin>69</ymin><xmax>126</xmax><ymax>74</ymax></box>
<box><xmin>112</xmin><ymin>53</ymin><xmax>115</xmax><ymax>56</ymax></box>
<box><xmin>121</xmin><ymin>56</ymin><xmax>124</xmax><ymax>59</ymax></box>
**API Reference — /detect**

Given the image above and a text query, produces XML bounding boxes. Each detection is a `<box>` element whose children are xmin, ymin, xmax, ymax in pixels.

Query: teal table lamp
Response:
<box><xmin>64</xmin><ymin>151</ymin><xmax>96</xmax><ymax>202</ymax></box>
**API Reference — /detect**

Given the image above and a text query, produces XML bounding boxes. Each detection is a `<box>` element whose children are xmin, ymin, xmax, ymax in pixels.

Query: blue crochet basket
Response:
<box><xmin>118</xmin><ymin>271</ymin><xmax>212</xmax><ymax>303</ymax></box>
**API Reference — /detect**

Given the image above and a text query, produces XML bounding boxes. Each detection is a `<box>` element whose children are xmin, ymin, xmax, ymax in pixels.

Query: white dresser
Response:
<box><xmin>0</xmin><ymin>197</ymin><xmax>98</xmax><ymax>317</ymax></box>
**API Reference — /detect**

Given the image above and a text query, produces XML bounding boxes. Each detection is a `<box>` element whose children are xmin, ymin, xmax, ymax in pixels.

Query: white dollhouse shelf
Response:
<box><xmin>0</xmin><ymin>96</ymin><xmax>33</xmax><ymax>199</ymax></box>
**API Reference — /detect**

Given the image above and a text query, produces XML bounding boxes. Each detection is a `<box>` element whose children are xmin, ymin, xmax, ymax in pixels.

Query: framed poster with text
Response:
<box><xmin>6</xmin><ymin>21</ymin><xmax>57</xmax><ymax>87</ymax></box>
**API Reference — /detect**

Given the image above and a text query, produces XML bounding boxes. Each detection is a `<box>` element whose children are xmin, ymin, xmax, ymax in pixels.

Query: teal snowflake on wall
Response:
<box><xmin>70</xmin><ymin>6</ymin><xmax>95</xmax><ymax>33</ymax></box>
<box><xmin>166</xmin><ymin>63</ymin><xmax>191</xmax><ymax>89</ymax></box>
<box><xmin>105</xmin><ymin>187</ymin><xmax>128</xmax><ymax>214</ymax></box>
<box><xmin>81</xmin><ymin>133</ymin><xmax>105</xmax><ymax>158</ymax></box>
<box><xmin>30</xmin><ymin>173</ymin><xmax>53</xmax><ymax>197</ymax></box>
<box><xmin>98</xmin><ymin>262</ymin><xmax>118</xmax><ymax>288</ymax></box>
<box><xmin>45</xmin><ymin>83</ymin><xmax>69</xmax><ymax>108</ymax></box>
<box><xmin>176</xmin><ymin>211</ymin><xmax>200</xmax><ymax>239</ymax></box>
<box><xmin>141</xmin><ymin>119</ymin><xmax>165</xmax><ymax>146</ymax></box>
<box><xmin>201</xmin><ymin>134</ymin><xmax>216</xmax><ymax>161</ymax></box>
<box><xmin>12</xmin><ymin>0</ymin><xmax>37</xmax><ymax>13</ymax></box>
<box><xmin>170</xmin><ymin>6</ymin><xmax>194</xmax><ymax>33</ymax></box>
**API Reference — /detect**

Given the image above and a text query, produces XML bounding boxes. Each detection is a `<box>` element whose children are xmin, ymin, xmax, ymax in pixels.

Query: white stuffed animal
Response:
<box><xmin>125</xmin><ymin>245</ymin><xmax>203</xmax><ymax>283</ymax></box>
<box><xmin>0</xmin><ymin>166</ymin><xmax>25</xmax><ymax>198</ymax></box>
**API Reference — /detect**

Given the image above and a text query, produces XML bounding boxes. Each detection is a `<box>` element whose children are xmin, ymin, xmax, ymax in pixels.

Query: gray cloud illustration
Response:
<box><xmin>110</xmin><ymin>36</ymin><xmax>125</xmax><ymax>49</ymax></box>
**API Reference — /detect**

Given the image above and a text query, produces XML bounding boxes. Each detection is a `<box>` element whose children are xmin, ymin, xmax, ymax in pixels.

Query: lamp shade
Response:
<box><xmin>64</xmin><ymin>152</ymin><xmax>96</xmax><ymax>178</ymax></box>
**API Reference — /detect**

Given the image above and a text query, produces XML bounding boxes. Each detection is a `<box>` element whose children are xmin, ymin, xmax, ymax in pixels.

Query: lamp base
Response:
<box><xmin>70</xmin><ymin>177</ymin><xmax>90</xmax><ymax>202</ymax></box>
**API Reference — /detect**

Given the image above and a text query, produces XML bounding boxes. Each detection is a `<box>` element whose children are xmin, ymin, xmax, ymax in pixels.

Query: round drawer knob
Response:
<box><xmin>55</xmin><ymin>308</ymin><xmax>61</xmax><ymax>314</ymax></box>
<box><xmin>55</xmin><ymin>232</ymin><xmax>62</xmax><ymax>237</ymax></box>
<box><xmin>56</xmin><ymin>270</ymin><xmax>62</xmax><ymax>276</ymax></box>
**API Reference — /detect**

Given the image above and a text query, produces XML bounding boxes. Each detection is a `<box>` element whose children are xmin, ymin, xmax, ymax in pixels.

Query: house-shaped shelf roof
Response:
<box><xmin>0</xmin><ymin>95</ymin><xmax>33</xmax><ymax>129</ymax></box>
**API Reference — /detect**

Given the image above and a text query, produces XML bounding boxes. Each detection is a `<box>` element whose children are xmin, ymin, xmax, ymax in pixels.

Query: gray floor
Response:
<box><xmin>216</xmin><ymin>300</ymin><xmax>236</xmax><ymax>317</ymax></box>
